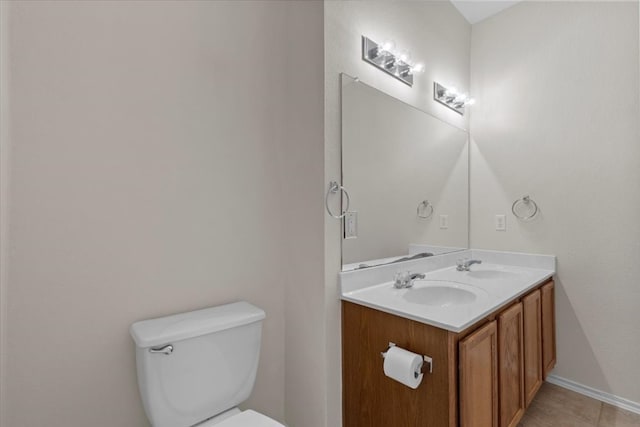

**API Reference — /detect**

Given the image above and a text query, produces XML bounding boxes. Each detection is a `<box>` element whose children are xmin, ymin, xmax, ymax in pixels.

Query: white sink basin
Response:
<box><xmin>403</xmin><ymin>281</ymin><xmax>486</xmax><ymax>307</ymax></box>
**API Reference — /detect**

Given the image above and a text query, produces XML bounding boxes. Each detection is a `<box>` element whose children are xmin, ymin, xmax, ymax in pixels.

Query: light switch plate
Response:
<box><xmin>344</xmin><ymin>211</ymin><xmax>358</xmax><ymax>239</ymax></box>
<box><xmin>495</xmin><ymin>214</ymin><xmax>506</xmax><ymax>231</ymax></box>
<box><xmin>439</xmin><ymin>214</ymin><xmax>449</xmax><ymax>229</ymax></box>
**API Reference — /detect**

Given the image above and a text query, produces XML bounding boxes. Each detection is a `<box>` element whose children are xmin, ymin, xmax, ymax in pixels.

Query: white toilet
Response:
<box><xmin>130</xmin><ymin>301</ymin><xmax>284</xmax><ymax>427</ymax></box>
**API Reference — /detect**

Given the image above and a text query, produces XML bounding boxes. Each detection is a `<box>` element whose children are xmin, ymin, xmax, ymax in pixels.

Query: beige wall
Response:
<box><xmin>470</xmin><ymin>1</ymin><xmax>640</xmax><ymax>403</ymax></box>
<box><xmin>282</xmin><ymin>2</ymin><xmax>327</xmax><ymax>427</ymax></box>
<box><xmin>1</xmin><ymin>1</ymin><xmax>11</xmax><ymax>424</ymax></box>
<box><xmin>1</xmin><ymin>1</ymin><xmax>324</xmax><ymax>426</ymax></box>
<box><xmin>324</xmin><ymin>2</ymin><xmax>471</xmax><ymax>425</ymax></box>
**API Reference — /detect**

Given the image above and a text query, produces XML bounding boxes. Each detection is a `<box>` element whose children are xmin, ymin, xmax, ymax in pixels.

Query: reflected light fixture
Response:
<box><xmin>433</xmin><ymin>82</ymin><xmax>475</xmax><ymax>115</ymax></box>
<box><xmin>362</xmin><ymin>36</ymin><xmax>424</xmax><ymax>87</ymax></box>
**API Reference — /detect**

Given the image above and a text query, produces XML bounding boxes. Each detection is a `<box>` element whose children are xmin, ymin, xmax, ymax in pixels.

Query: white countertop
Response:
<box><xmin>340</xmin><ymin>250</ymin><xmax>556</xmax><ymax>333</ymax></box>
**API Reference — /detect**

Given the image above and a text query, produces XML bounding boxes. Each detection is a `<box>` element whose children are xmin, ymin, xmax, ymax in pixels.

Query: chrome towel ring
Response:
<box><xmin>512</xmin><ymin>195</ymin><xmax>538</xmax><ymax>220</ymax></box>
<box><xmin>417</xmin><ymin>200</ymin><xmax>434</xmax><ymax>219</ymax></box>
<box><xmin>325</xmin><ymin>181</ymin><xmax>351</xmax><ymax>219</ymax></box>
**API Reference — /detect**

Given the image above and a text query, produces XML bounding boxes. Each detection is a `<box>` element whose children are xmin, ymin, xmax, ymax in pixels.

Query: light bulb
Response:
<box><xmin>411</xmin><ymin>63</ymin><xmax>425</xmax><ymax>73</ymax></box>
<box><xmin>398</xmin><ymin>50</ymin><xmax>411</xmax><ymax>64</ymax></box>
<box><xmin>381</xmin><ymin>40</ymin><xmax>395</xmax><ymax>53</ymax></box>
<box><xmin>465</xmin><ymin>98</ymin><xmax>476</xmax><ymax>106</ymax></box>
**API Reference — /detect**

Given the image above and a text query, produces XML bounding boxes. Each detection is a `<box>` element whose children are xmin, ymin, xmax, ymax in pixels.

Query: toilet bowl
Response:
<box><xmin>130</xmin><ymin>301</ymin><xmax>285</xmax><ymax>427</ymax></box>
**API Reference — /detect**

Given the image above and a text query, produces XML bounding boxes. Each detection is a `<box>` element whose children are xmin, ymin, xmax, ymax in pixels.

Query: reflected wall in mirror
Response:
<box><xmin>341</xmin><ymin>74</ymin><xmax>469</xmax><ymax>270</ymax></box>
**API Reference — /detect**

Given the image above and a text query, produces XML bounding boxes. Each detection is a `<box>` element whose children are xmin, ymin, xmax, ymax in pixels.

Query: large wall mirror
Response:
<box><xmin>341</xmin><ymin>74</ymin><xmax>469</xmax><ymax>270</ymax></box>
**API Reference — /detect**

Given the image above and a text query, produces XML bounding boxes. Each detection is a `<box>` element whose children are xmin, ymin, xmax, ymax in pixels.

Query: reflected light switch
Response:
<box><xmin>495</xmin><ymin>214</ymin><xmax>506</xmax><ymax>231</ymax></box>
<box><xmin>344</xmin><ymin>211</ymin><xmax>358</xmax><ymax>239</ymax></box>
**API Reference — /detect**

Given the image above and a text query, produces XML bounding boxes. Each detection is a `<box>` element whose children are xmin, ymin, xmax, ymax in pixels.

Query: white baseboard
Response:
<box><xmin>546</xmin><ymin>374</ymin><xmax>640</xmax><ymax>415</ymax></box>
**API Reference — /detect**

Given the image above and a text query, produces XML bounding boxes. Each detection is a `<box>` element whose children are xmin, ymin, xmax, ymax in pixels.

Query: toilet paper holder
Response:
<box><xmin>381</xmin><ymin>342</ymin><xmax>433</xmax><ymax>374</ymax></box>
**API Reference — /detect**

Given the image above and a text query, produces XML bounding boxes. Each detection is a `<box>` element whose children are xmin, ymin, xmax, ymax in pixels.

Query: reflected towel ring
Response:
<box><xmin>417</xmin><ymin>200</ymin><xmax>434</xmax><ymax>219</ymax></box>
<box><xmin>325</xmin><ymin>181</ymin><xmax>351</xmax><ymax>219</ymax></box>
<box><xmin>512</xmin><ymin>195</ymin><xmax>538</xmax><ymax>220</ymax></box>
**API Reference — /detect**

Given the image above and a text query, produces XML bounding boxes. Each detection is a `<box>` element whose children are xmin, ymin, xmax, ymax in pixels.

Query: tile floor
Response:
<box><xmin>519</xmin><ymin>382</ymin><xmax>640</xmax><ymax>427</ymax></box>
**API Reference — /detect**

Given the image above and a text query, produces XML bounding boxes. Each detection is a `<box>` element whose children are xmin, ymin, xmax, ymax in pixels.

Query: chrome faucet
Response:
<box><xmin>457</xmin><ymin>258</ymin><xmax>482</xmax><ymax>271</ymax></box>
<box><xmin>393</xmin><ymin>271</ymin><xmax>426</xmax><ymax>289</ymax></box>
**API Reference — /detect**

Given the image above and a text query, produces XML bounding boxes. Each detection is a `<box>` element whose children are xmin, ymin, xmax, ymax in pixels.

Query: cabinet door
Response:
<box><xmin>541</xmin><ymin>281</ymin><xmax>557</xmax><ymax>378</ymax></box>
<box><xmin>523</xmin><ymin>290</ymin><xmax>543</xmax><ymax>407</ymax></box>
<box><xmin>498</xmin><ymin>303</ymin><xmax>525</xmax><ymax>427</ymax></box>
<box><xmin>459</xmin><ymin>321</ymin><xmax>499</xmax><ymax>427</ymax></box>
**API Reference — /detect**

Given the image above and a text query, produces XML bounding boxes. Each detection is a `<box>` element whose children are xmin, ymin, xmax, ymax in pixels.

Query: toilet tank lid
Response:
<box><xmin>129</xmin><ymin>301</ymin><xmax>266</xmax><ymax>348</ymax></box>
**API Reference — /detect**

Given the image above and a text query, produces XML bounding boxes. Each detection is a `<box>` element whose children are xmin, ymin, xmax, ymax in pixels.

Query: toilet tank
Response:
<box><xmin>130</xmin><ymin>301</ymin><xmax>266</xmax><ymax>427</ymax></box>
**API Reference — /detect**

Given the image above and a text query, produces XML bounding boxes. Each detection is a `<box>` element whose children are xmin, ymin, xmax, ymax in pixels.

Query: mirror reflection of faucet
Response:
<box><xmin>393</xmin><ymin>271</ymin><xmax>426</xmax><ymax>289</ymax></box>
<box><xmin>456</xmin><ymin>258</ymin><xmax>482</xmax><ymax>271</ymax></box>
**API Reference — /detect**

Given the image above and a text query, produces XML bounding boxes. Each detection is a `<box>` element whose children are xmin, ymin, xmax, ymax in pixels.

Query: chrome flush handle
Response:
<box><xmin>149</xmin><ymin>344</ymin><xmax>173</xmax><ymax>355</ymax></box>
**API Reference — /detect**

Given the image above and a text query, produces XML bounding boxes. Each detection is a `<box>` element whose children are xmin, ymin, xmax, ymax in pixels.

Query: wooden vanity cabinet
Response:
<box><xmin>497</xmin><ymin>303</ymin><xmax>525</xmax><ymax>427</ymax></box>
<box><xmin>342</xmin><ymin>301</ymin><xmax>456</xmax><ymax>427</ymax></box>
<box><xmin>459</xmin><ymin>321</ymin><xmax>499</xmax><ymax>427</ymax></box>
<box><xmin>522</xmin><ymin>290</ymin><xmax>543</xmax><ymax>407</ymax></box>
<box><xmin>541</xmin><ymin>281</ymin><xmax>557</xmax><ymax>378</ymax></box>
<box><xmin>342</xmin><ymin>278</ymin><xmax>556</xmax><ymax>427</ymax></box>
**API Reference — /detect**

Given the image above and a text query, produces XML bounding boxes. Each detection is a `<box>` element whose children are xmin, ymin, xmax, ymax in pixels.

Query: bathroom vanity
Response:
<box><xmin>339</xmin><ymin>71</ymin><xmax>556</xmax><ymax>427</ymax></box>
<box><xmin>340</xmin><ymin>253</ymin><xmax>556</xmax><ymax>427</ymax></box>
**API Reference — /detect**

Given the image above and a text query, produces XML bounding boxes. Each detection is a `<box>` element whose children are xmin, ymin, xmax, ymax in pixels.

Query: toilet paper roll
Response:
<box><xmin>383</xmin><ymin>346</ymin><xmax>424</xmax><ymax>389</ymax></box>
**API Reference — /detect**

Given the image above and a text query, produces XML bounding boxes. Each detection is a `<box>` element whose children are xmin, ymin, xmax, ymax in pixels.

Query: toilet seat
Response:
<box><xmin>200</xmin><ymin>410</ymin><xmax>284</xmax><ymax>427</ymax></box>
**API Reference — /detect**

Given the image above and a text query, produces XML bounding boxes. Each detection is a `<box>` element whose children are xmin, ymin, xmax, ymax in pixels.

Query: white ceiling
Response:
<box><xmin>451</xmin><ymin>1</ymin><xmax>523</xmax><ymax>24</ymax></box>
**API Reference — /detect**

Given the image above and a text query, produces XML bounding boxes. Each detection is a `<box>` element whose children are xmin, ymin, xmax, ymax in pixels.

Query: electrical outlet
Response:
<box><xmin>495</xmin><ymin>214</ymin><xmax>506</xmax><ymax>231</ymax></box>
<box><xmin>344</xmin><ymin>211</ymin><xmax>358</xmax><ymax>239</ymax></box>
<box><xmin>439</xmin><ymin>214</ymin><xmax>449</xmax><ymax>229</ymax></box>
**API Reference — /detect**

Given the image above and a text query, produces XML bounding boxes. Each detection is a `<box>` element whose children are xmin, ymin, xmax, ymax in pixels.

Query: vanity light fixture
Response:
<box><xmin>433</xmin><ymin>82</ymin><xmax>475</xmax><ymax>115</ymax></box>
<box><xmin>362</xmin><ymin>36</ymin><xmax>424</xmax><ymax>87</ymax></box>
